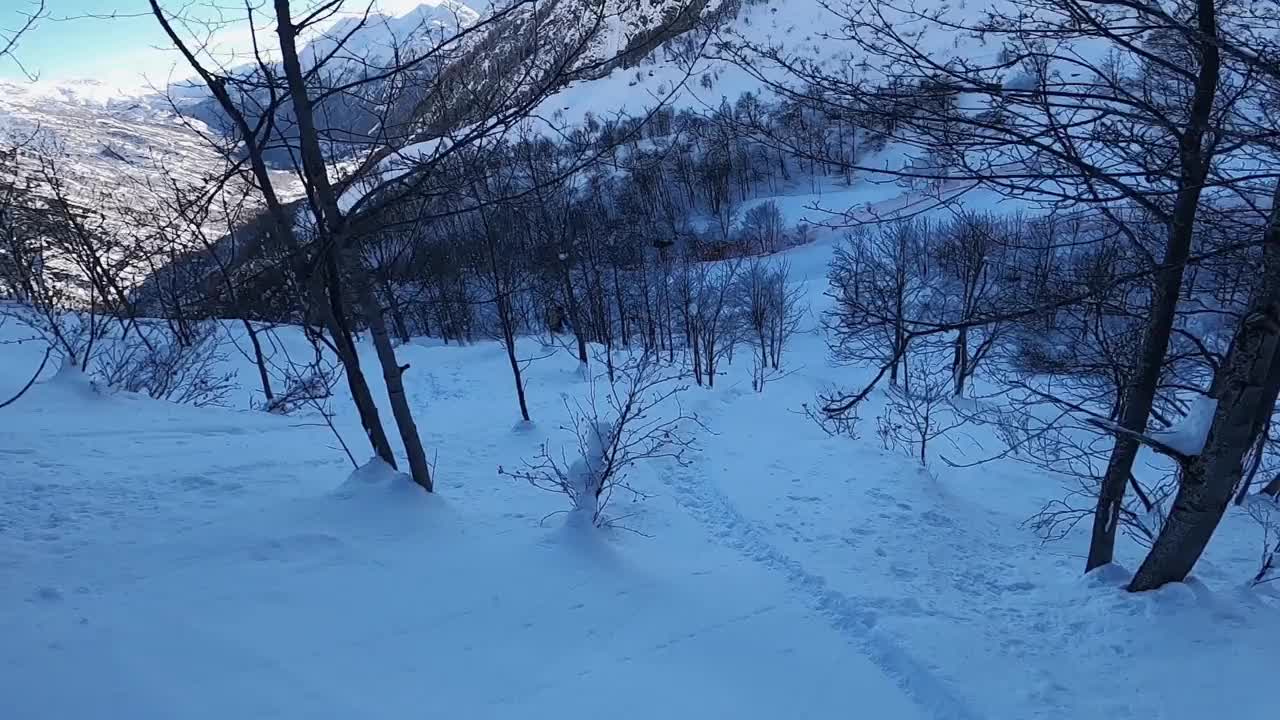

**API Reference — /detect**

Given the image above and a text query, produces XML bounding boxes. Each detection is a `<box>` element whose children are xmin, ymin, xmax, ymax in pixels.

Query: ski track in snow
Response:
<box><xmin>663</xmin><ymin>453</ymin><xmax>984</xmax><ymax>720</ymax></box>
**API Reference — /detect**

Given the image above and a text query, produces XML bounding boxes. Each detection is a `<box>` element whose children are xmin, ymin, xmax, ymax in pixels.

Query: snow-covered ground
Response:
<box><xmin>3</xmin><ymin>180</ymin><xmax>1278</xmax><ymax>718</ymax></box>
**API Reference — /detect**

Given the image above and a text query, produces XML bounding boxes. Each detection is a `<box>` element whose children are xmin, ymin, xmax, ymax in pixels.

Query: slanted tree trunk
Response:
<box><xmin>360</xmin><ymin>283</ymin><xmax>434</xmax><ymax>491</ymax></box>
<box><xmin>273</xmin><ymin>0</ymin><xmax>431</xmax><ymax>487</ymax></box>
<box><xmin>244</xmin><ymin>320</ymin><xmax>275</xmax><ymax>407</ymax></box>
<box><xmin>318</xmin><ymin>269</ymin><xmax>398</xmax><ymax>467</ymax></box>
<box><xmin>1086</xmin><ymin>0</ymin><xmax>1222</xmax><ymax>571</ymax></box>
<box><xmin>1263</xmin><ymin>474</ymin><xmax>1280</xmax><ymax>498</ymax></box>
<box><xmin>1128</xmin><ymin>317</ymin><xmax>1280</xmax><ymax>591</ymax></box>
<box><xmin>1128</xmin><ymin>183</ymin><xmax>1280</xmax><ymax>591</ymax></box>
<box><xmin>502</xmin><ymin>310</ymin><xmax>531</xmax><ymax>422</ymax></box>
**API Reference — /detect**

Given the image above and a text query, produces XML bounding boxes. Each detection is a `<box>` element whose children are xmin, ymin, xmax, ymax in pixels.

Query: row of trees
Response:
<box><xmin>740</xmin><ymin>0</ymin><xmax>1280</xmax><ymax>590</ymax></box>
<box><xmin>8</xmin><ymin>0</ymin><xmax>1280</xmax><ymax>589</ymax></box>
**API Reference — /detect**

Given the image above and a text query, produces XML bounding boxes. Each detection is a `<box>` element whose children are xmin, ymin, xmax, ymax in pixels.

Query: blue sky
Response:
<box><xmin>1</xmin><ymin>1</ymin><xmax>457</xmax><ymax>89</ymax></box>
<box><xmin>1</xmin><ymin>2</ymin><xmax>173</xmax><ymax>86</ymax></box>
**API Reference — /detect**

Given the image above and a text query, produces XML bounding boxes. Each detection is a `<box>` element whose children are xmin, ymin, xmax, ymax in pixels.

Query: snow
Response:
<box><xmin>1151</xmin><ymin>394</ymin><xmax>1220</xmax><ymax>457</ymax></box>
<box><xmin>4</xmin><ymin>198</ymin><xmax>1279</xmax><ymax>718</ymax></box>
<box><xmin>0</xmin><ymin>335</ymin><xmax>926</xmax><ymax>719</ymax></box>
<box><xmin>1152</xmin><ymin>392</ymin><xmax>1218</xmax><ymax>453</ymax></box>
<box><xmin>4</xmin><ymin>1</ymin><xmax>1280</xmax><ymax>716</ymax></box>
<box><xmin>299</xmin><ymin>1</ymin><xmax>479</xmax><ymax>69</ymax></box>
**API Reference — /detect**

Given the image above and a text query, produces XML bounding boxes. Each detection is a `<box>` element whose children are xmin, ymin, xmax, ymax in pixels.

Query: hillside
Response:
<box><xmin>3</xmin><ymin>0</ymin><xmax>1280</xmax><ymax>718</ymax></box>
<box><xmin>0</xmin><ymin>79</ymin><xmax>230</xmax><ymax>190</ymax></box>
<box><xmin>3</xmin><ymin>203</ymin><xmax>1277</xmax><ymax>718</ymax></box>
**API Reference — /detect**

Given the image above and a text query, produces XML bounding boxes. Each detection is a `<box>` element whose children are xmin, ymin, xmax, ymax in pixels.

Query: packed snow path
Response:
<box><xmin>4</xmin><ymin>331</ymin><xmax>1276</xmax><ymax>719</ymax></box>
<box><xmin>665</xmin><ymin>438</ymin><xmax>983</xmax><ymax>720</ymax></box>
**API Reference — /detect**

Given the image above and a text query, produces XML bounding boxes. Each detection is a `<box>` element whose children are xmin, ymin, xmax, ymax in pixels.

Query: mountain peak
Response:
<box><xmin>301</xmin><ymin>1</ymin><xmax>481</xmax><ymax>67</ymax></box>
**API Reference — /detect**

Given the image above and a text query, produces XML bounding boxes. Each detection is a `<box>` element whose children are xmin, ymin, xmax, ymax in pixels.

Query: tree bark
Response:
<box><xmin>503</xmin><ymin>314</ymin><xmax>532</xmax><ymax>422</ymax></box>
<box><xmin>561</xmin><ymin>256</ymin><xmax>589</xmax><ymax>367</ymax></box>
<box><xmin>360</xmin><ymin>284</ymin><xmax>434</xmax><ymax>491</ymax></box>
<box><xmin>243</xmin><ymin>320</ymin><xmax>275</xmax><ymax>406</ymax></box>
<box><xmin>318</xmin><ymin>269</ymin><xmax>398</xmax><ymax>467</ymax></box>
<box><xmin>273</xmin><ymin>0</ymin><xmax>430</xmax><ymax>482</ymax></box>
<box><xmin>1086</xmin><ymin>0</ymin><xmax>1221</xmax><ymax>571</ymax></box>
<box><xmin>1128</xmin><ymin>182</ymin><xmax>1280</xmax><ymax>591</ymax></box>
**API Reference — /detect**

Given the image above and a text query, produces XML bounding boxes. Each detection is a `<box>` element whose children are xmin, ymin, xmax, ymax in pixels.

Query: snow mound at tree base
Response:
<box><xmin>334</xmin><ymin>457</ymin><xmax>413</xmax><ymax>496</ymax></box>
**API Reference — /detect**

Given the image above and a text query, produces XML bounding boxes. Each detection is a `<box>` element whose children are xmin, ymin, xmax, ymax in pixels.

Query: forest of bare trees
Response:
<box><xmin>4</xmin><ymin>0</ymin><xmax>1280</xmax><ymax>590</ymax></box>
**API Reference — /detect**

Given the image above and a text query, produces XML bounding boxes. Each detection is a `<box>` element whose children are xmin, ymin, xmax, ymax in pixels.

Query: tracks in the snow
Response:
<box><xmin>663</xmin><ymin>459</ymin><xmax>985</xmax><ymax>720</ymax></box>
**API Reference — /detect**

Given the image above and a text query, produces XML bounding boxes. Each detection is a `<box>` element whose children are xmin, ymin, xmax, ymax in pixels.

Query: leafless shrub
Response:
<box><xmin>95</xmin><ymin>321</ymin><xmax>236</xmax><ymax>407</ymax></box>
<box><xmin>1246</xmin><ymin>495</ymin><xmax>1280</xmax><ymax>585</ymax></box>
<box><xmin>881</xmin><ymin>351</ymin><xmax>966</xmax><ymax>466</ymax></box>
<box><xmin>501</xmin><ymin>351</ymin><xmax>704</xmax><ymax>527</ymax></box>
<box><xmin>264</xmin><ymin>356</ymin><xmax>341</xmax><ymax>416</ymax></box>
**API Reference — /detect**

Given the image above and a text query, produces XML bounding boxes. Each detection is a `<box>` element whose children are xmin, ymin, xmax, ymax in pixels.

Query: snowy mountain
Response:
<box><xmin>0</xmin><ymin>2</ymin><xmax>485</xmax><ymax>187</ymax></box>
<box><xmin>298</xmin><ymin>0</ymin><xmax>481</xmax><ymax>67</ymax></box>
<box><xmin>0</xmin><ymin>78</ymin><xmax>226</xmax><ymax>191</ymax></box>
<box><xmin>4</xmin><ymin>1</ymin><xmax>1280</xmax><ymax>719</ymax></box>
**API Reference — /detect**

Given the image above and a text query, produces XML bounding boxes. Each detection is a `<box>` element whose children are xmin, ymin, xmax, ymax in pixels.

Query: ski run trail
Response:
<box><xmin>3</xmin><ymin>183</ymin><xmax>1279</xmax><ymax>720</ymax></box>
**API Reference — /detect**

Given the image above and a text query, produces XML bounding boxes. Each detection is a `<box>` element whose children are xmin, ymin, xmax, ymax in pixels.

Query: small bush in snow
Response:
<box><xmin>501</xmin><ymin>351</ymin><xmax>703</xmax><ymax>528</ymax></box>
<box><xmin>881</xmin><ymin>352</ymin><xmax>966</xmax><ymax>467</ymax></box>
<box><xmin>1246</xmin><ymin>495</ymin><xmax>1280</xmax><ymax>585</ymax></box>
<box><xmin>263</xmin><ymin>358</ymin><xmax>341</xmax><ymax>415</ymax></box>
<box><xmin>95</xmin><ymin>321</ymin><xmax>236</xmax><ymax>408</ymax></box>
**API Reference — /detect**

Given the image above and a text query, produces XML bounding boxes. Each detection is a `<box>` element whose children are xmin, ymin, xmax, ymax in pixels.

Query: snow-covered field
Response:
<box><xmin>3</xmin><ymin>184</ymin><xmax>1277</xmax><ymax>718</ymax></box>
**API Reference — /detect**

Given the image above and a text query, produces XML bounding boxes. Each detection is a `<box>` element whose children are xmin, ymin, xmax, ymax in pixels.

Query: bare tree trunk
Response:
<box><xmin>952</xmin><ymin>327</ymin><xmax>968</xmax><ymax>397</ymax></box>
<box><xmin>1128</xmin><ymin>184</ymin><xmax>1280</xmax><ymax>591</ymax></box>
<box><xmin>1086</xmin><ymin>0</ymin><xmax>1221</xmax><ymax>571</ymax></box>
<box><xmin>273</xmin><ymin>0</ymin><xmax>430</xmax><ymax>483</ymax></box>
<box><xmin>502</xmin><ymin>314</ymin><xmax>532</xmax><ymax>422</ymax></box>
<box><xmin>1234</xmin><ymin>423</ymin><xmax>1268</xmax><ymax>505</ymax></box>
<box><xmin>1129</xmin><ymin>320</ymin><xmax>1280</xmax><ymax>591</ymax></box>
<box><xmin>612</xmin><ymin>264</ymin><xmax>629</xmax><ymax>347</ymax></box>
<box><xmin>561</xmin><ymin>258</ymin><xmax>589</xmax><ymax>367</ymax></box>
<box><xmin>360</xmin><ymin>284</ymin><xmax>434</xmax><ymax>491</ymax></box>
<box><xmin>1264</xmin><ymin>474</ymin><xmax>1280</xmax><ymax>498</ymax></box>
<box><xmin>383</xmin><ymin>281</ymin><xmax>411</xmax><ymax>343</ymax></box>
<box><xmin>244</xmin><ymin>320</ymin><xmax>275</xmax><ymax>406</ymax></box>
<box><xmin>319</xmin><ymin>270</ymin><xmax>398</xmax><ymax>467</ymax></box>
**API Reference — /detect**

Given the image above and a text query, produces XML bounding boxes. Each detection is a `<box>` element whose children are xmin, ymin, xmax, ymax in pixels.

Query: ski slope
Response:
<box><xmin>3</xmin><ymin>177</ymin><xmax>1278</xmax><ymax>718</ymax></box>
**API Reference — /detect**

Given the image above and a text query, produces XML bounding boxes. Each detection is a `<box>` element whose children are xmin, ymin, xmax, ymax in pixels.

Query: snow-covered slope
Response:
<box><xmin>4</xmin><ymin>4</ymin><xmax>1278</xmax><ymax>716</ymax></box>
<box><xmin>2</xmin><ymin>180</ymin><xmax>1278</xmax><ymax>719</ymax></box>
<box><xmin>300</xmin><ymin>0</ymin><xmax>480</xmax><ymax>66</ymax></box>
<box><xmin>528</xmin><ymin>0</ymin><xmax>837</xmax><ymax>126</ymax></box>
<box><xmin>0</xmin><ymin>79</ymin><xmax>226</xmax><ymax>191</ymax></box>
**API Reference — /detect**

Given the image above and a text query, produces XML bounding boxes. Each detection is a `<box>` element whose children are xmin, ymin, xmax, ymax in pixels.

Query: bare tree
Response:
<box><xmin>500</xmin><ymin>351</ymin><xmax>702</xmax><ymax>527</ymax></box>
<box><xmin>725</xmin><ymin>0</ymin><xmax>1251</xmax><ymax>571</ymax></box>
<box><xmin>740</xmin><ymin>200</ymin><xmax>788</xmax><ymax>255</ymax></box>
<box><xmin>677</xmin><ymin>257</ymin><xmax>740</xmax><ymax>387</ymax></box>
<box><xmin>933</xmin><ymin>211</ymin><xmax>1015</xmax><ymax>396</ymax></box>
<box><xmin>738</xmin><ymin>256</ymin><xmax>804</xmax><ymax>392</ymax></box>
<box><xmin>0</xmin><ymin>0</ymin><xmax>44</xmax><ymax>78</ymax></box>
<box><xmin>472</xmin><ymin>177</ymin><xmax>538</xmax><ymax>423</ymax></box>
<box><xmin>826</xmin><ymin>218</ymin><xmax>930</xmax><ymax>391</ymax></box>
